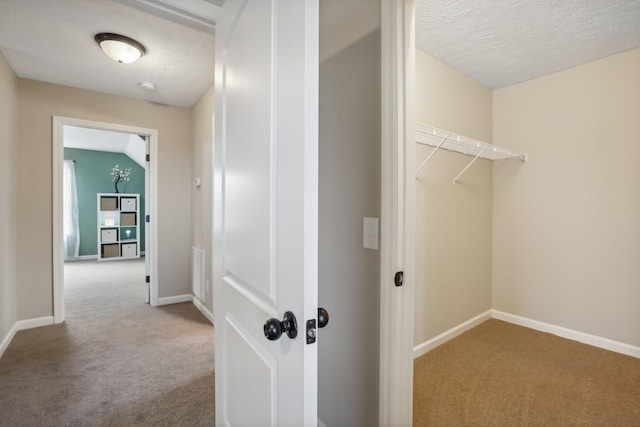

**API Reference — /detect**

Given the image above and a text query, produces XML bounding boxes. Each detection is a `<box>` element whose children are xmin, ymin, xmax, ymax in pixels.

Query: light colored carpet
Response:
<box><xmin>413</xmin><ymin>319</ymin><xmax>640</xmax><ymax>426</ymax></box>
<box><xmin>0</xmin><ymin>259</ymin><xmax>214</xmax><ymax>426</ymax></box>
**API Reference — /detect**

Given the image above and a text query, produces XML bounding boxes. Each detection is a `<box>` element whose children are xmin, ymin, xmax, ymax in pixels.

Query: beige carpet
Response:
<box><xmin>0</xmin><ymin>259</ymin><xmax>214</xmax><ymax>426</ymax></box>
<box><xmin>413</xmin><ymin>319</ymin><xmax>640</xmax><ymax>426</ymax></box>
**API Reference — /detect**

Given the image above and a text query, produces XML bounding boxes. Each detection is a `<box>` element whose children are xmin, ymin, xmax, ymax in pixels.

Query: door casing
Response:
<box><xmin>379</xmin><ymin>0</ymin><xmax>416</xmax><ymax>425</ymax></box>
<box><xmin>52</xmin><ymin>116</ymin><xmax>159</xmax><ymax>323</ymax></box>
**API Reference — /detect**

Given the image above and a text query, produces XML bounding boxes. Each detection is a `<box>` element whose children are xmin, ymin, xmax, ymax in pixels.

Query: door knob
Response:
<box><xmin>263</xmin><ymin>311</ymin><xmax>298</xmax><ymax>341</ymax></box>
<box><xmin>318</xmin><ymin>307</ymin><xmax>329</xmax><ymax>328</ymax></box>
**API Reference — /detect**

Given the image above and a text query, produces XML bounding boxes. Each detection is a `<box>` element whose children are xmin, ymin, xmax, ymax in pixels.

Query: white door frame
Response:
<box><xmin>379</xmin><ymin>0</ymin><xmax>416</xmax><ymax>425</ymax></box>
<box><xmin>52</xmin><ymin>116</ymin><xmax>159</xmax><ymax>323</ymax></box>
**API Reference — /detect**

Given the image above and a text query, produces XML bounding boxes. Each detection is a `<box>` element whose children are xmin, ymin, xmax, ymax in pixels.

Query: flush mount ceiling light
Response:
<box><xmin>95</xmin><ymin>33</ymin><xmax>146</xmax><ymax>64</ymax></box>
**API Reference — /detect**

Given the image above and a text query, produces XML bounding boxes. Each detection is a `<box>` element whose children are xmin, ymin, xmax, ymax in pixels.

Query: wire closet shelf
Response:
<box><xmin>415</xmin><ymin>123</ymin><xmax>527</xmax><ymax>183</ymax></box>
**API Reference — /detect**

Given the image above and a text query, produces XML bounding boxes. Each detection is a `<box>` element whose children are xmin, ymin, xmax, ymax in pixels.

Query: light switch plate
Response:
<box><xmin>363</xmin><ymin>217</ymin><xmax>379</xmax><ymax>250</ymax></box>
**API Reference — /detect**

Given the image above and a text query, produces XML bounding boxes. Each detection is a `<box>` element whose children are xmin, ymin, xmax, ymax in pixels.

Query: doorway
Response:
<box><xmin>52</xmin><ymin>116</ymin><xmax>159</xmax><ymax>323</ymax></box>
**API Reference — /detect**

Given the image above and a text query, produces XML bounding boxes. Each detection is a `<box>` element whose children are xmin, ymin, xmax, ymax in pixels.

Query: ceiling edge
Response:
<box><xmin>117</xmin><ymin>0</ymin><xmax>219</xmax><ymax>32</ymax></box>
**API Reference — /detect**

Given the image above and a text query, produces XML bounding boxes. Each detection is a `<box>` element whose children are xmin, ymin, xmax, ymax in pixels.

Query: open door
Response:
<box><xmin>213</xmin><ymin>0</ymin><xmax>319</xmax><ymax>426</ymax></box>
<box><xmin>144</xmin><ymin>135</ymin><xmax>150</xmax><ymax>304</ymax></box>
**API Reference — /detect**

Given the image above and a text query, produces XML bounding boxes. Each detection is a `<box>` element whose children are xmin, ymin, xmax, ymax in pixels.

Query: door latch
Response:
<box><xmin>306</xmin><ymin>319</ymin><xmax>317</xmax><ymax>344</ymax></box>
<box><xmin>306</xmin><ymin>307</ymin><xmax>329</xmax><ymax>344</ymax></box>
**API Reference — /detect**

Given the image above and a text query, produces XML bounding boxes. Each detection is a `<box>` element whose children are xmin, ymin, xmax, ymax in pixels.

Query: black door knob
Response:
<box><xmin>318</xmin><ymin>307</ymin><xmax>329</xmax><ymax>328</ymax></box>
<box><xmin>263</xmin><ymin>311</ymin><xmax>298</xmax><ymax>341</ymax></box>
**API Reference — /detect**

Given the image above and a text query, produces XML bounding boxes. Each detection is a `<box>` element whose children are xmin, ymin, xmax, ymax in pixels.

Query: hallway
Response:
<box><xmin>0</xmin><ymin>259</ymin><xmax>214</xmax><ymax>426</ymax></box>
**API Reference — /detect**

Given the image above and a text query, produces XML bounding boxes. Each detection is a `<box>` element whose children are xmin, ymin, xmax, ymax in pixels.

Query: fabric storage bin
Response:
<box><xmin>100</xmin><ymin>196</ymin><xmax>118</xmax><ymax>211</ymax></box>
<box><xmin>120</xmin><ymin>213</ymin><xmax>136</xmax><ymax>226</ymax></box>
<box><xmin>102</xmin><ymin>244</ymin><xmax>120</xmax><ymax>258</ymax></box>
<box><xmin>121</xmin><ymin>243</ymin><xmax>137</xmax><ymax>257</ymax></box>
<box><xmin>120</xmin><ymin>197</ymin><xmax>137</xmax><ymax>211</ymax></box>
<box><xmin>101</xmin><ymin>228</ymin><xmax>118</xmax><ymax>243</ymax></box>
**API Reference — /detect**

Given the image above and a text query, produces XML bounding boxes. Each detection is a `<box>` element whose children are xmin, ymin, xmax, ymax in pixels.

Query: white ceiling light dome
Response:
<box><xmin>95</xmin><ymin>33</ymin><xmax>146</xmax><ymax>64</ymax></box>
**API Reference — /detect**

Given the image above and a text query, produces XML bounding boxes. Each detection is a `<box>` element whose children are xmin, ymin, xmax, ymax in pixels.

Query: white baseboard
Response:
<box><xmin>492</xmin><ymin>310</ymin><xmax>640</xmax><ymax>359</ymax></box>
<box><xmin>64</xmin><ymin>255</ymin><xmax>98</xmax><ymax>261</ymax></box>
<box><xmin>1</xmin><ymin>316</ymin><xmax>55</xmax><ymax>360</ymax></box>
<box><xmin>413</xmin><ymin>310</ymin><xmax>492</xmax><ymax>359</ymax></box>
<box><xmin>65</xmin><ymin>254</ymin><xmax>145</xmax><ymax>262</ymax></box>
<box><xmin>16</xmin><ymin>316</ymin><xmax>54</xmax><ymax>330</ymax></box>
<box><xmin>157</xmin><ymin>294</ymin><xmax>213</xmax><ymax>325</ymax></box>
<box><xmin>0</xmin><ymin>323</ymin><xmax>18</xmax><ymax>359</ymax></box>
<box><xmin>157</xmin><ymin>294</ymin><xmax>193</xmax><ymax>306</ymax></box>
<box><xmin>192</xmin><ymin>296</ymin><xmax>214</xmax><ymax>325</ymax></box>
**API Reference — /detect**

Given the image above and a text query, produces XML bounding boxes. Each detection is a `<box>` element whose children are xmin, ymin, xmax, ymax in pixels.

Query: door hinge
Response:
<box><xmin>394</xmin><ymin>271</ymin><xmax>404</xmax><ymax>287</ymax></box>
<box><xmin>146</xmin><ymin>275</ymin><xmax>150</xmax><ymax>283</ymax></box>
<box><xmin>306</xmin><ymin>319</ymin><xmax>317</xmax><ymax>344</ymax></box>
<box><xmin>146</xmin><ymin>154</ymin><xmax>150</xmax><ymax>162</ymax></box>
<box><xmin>145</xmin><ymin>215</ymin><xmax>150</xmax><ymax>223</ymax></box>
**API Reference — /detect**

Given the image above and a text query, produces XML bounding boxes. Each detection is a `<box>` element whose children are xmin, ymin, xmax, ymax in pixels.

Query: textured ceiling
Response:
<box><xmin>2</xmin><ymin>1</ymin><xmax>637</xmax><ymax>104</ymax></box>
<box><xmin>0</xmin><ymin>0</ymin><xmax>216</xmax><ymax>107</ymax></box>
<box><xmin>416</xmin><ymin>0</ymin><xmax>640</xmax><ymax>88</ymax></box>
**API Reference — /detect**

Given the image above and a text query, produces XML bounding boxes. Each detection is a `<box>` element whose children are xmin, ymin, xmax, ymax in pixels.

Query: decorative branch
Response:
<box><xmin>111</xmin><ymin>165</ymin><xmax>131</xmax><ymax>193</ymax></box>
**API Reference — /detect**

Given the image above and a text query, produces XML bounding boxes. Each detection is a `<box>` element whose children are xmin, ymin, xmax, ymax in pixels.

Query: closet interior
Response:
<box><xmin>411</xmin><ymin>1</ymin><xmax>640</xmax><ymax>424</ymax></box>
<box><xmin>412</xmin><ymin>23</ymin><xmax>640</xmax><ymax>367</ymax></box>
<box><xmin>412</xmin><ymin>48</ymin><xmax>517</xmax><ymax>358</ymax></box>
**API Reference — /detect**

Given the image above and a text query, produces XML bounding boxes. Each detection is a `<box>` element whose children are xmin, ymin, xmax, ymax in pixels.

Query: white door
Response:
<box><xmin>144</xmin><ymin>135</ymin><xmax>150</xmax><ymax>304</ymax></box>
<box><xmin>213</xmin><ymin>1</ymin><xmax>319</xmax><ymax>426</ymax></box>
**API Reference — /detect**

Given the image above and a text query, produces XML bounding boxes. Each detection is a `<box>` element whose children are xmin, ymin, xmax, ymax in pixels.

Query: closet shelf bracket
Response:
<box><xmin>415</xmin><ymin>133</ymin><xmax>449</xmax><ymax>177</ymax></box>
<box><xmin>453</xmin><ymin>145</ymin><xmax>487</xmax><ymax>183</ymax></box>
<box><xmin>415</xmin><ymin>123</ymin><xmax>526</xmax><ymax>183</ymax></box>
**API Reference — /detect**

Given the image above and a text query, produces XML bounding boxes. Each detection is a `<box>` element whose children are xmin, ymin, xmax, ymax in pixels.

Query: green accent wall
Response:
<box><xmin>64</xmin><ymin>148</ymin><xmax>145</xmax><ymax>256</ymax></box>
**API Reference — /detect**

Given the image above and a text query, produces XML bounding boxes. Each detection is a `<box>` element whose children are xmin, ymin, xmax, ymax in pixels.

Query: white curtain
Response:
<box><xmin>63</xmin><ymin>160</ymin><xmax>80</xmax><ymax>259</ymax></box>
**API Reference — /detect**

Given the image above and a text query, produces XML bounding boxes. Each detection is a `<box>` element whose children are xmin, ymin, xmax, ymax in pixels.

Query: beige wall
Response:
<box><xmin>413</xmin><ymin>49</ymin><xmax>494</xmax><ymax>345</ymax></box>
<box><xmin>318</xmin><ymin>30</ymin><xmax>380</xmax><ymax>427</ymax></box>
<box><xmin>319</xmin><ymin>0</ymin><xmax>380</xmax><ymax>62</ymax></box>
<box><xmin>0</xmin><ymin>52</ymin><xmax>18</xmax><ymax>342</ymax></box>
<box><xmin>493</xmin><ymin>49</ymin><xmax>640</xmax><ymax>347</ymax></box>
<box><xmin>16</xmin><ymin>80</ymin><xmax>193</xmax><ymax>320</ymax></box>
<box><xmin>191</xmin><ymin>84</ymin><xmax>214</xmax><ymax>313</ymax></box>
<box><xmin>416</xmin><ymin>51</ymin><xmax>493</xmax><ymax>141</ymax></box>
